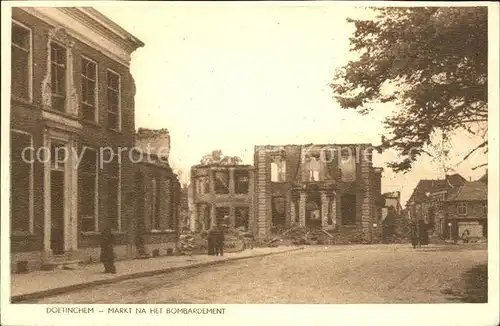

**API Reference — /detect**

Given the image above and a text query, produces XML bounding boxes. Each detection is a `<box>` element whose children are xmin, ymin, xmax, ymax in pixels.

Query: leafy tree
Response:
<box><xmin>200</xmin><ymin>150</ymin><xmax>242</xmax><ymax>165</ymax></box>
<box><xmin>331</xmin><ymin>7</ymin><xmax>488</xmax><ymax>172</ymax></box>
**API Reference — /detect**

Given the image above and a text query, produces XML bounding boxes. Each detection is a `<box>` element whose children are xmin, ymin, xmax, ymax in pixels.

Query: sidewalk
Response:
<box><xmin>11</xmin><ymin>246</ymin><xmax>303</xmax><ymax>302</ymax></box>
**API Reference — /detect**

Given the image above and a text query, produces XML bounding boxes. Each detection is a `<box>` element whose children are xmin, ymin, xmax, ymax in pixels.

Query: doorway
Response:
<box><xmin>341</xmin><ymin>194</ymin><xmax>356</xmax><ymax>226</ymax></box>
<box><xmin>50</xmin><ymin>143</ymin><xmax>66</xmax><ymax>255</ymax></box>
<box><xmin>306</xmin><ymin>191</ymin><xmax>322</xmax><ymax>228</ymax></box>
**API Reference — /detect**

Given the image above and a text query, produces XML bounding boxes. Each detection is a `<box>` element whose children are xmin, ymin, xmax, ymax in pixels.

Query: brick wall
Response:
<box><xmin>10</xmin><ymin>9</ymin><xmax>139</xmax><ymax>257</ymax></box>
<box><xmin>254</xmin><ymin>146</ymin><xmax>270</xmax><ymax>238</ymax></box>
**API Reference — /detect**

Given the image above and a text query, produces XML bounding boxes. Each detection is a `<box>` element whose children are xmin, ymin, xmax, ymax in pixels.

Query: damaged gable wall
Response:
<box><xmin>135</xmin><ymin>128</ymin><xmax>171</xmax><ymax>160</ymax></box>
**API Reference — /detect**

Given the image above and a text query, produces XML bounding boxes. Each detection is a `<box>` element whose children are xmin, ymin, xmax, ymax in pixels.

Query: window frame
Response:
<box><xmin>106</xmin><ymin>69</ymin><xmax>122</xmax><ymax>131</ymax></box>
<box><xmin>340</xmin><ymin>149</ymin><xmax>356</xmax><ymax>182</ymax></box>
<box><xmin>80</xmin><ymin>55</ymin><xmax>99</xmax><ymax>123</ymax></box>
<box><xmin>457</xmin><ymin>202</ymin><xmax>467</xmax><ymax>216</ymax></box>
<box><xmin>213</xmin><ymin>170</ymin><xmax>230</xmax><ymax>195</ymax></box>
<box><xmin>10</xmin><ymin>129</ymin><xmax>34</xmax><ymax>235</ymax></box>
<box><xmin>11</xmin><ymin>20</ymin><xmax>33</xmax><ymax>103</ymax></box>
<box><xmin>234</xmin><ymin>170</ymin><xmax>250</xmax><ymax>194</ymax></box>
<box><xmin>151</xmin><ymin>177</ymin><xmax>161</xmax><ymax>230</ymax></box>
<box><xmin>234</xmin><ymin>205</ymin><xmax>250</xmax><ymax>230</ymax></box>
<box><xmin>79</xmin><ymin>146</ymin><xmax>99</xmax><ymax>233</ymax></box>
<box><xmin>49</xmin><ymin>41</ymin><xmax>69</xmax><ymax>112</ymax></box>
<box><xmin>107</xmin><ymin>154</ymin><xmax>122</xmax><ymax>232</ymax></box>
<box><xmin>271</xmin><ymin>156</ymin><xmax>286</xmax><ymax>183</ymax></box>
<box><xmin>307</xmin><ymin>154</ymin><xmax>321</xmax><ymax>182</ymax></box>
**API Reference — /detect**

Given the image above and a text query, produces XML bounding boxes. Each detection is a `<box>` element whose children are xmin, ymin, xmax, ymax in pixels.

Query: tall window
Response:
<box><xmin>79</xmin><ymin>147</ymin><xmax>98</xmax><ymax>232</ymax></box>
<box><xmin>235</xmin><ymin>206</ymin><xmax>249</xmax><ymax>230</ymax></box>
<box><xmin>195</xmin><ymin>178</ymin><xmax>200</xmax><ymax>195</ymax></box>
<box><xmin>11</xmin><ymin>130</ymin><xmax>33</xmax><ymax>233</ymax></box>
<box><xmin>107</xmin><ymin>154</ymin><xmax>121</xmax><ymax>231</ymax></box>
<box><xmin>202</xmin><ymin>176</ymin><xmax>210</xmax><ymax>193</ymax></box>
<box><xmin>11</xmin><ymin>21</ymin><xmax>32</xmax><ymax>101</ymax></box>
<box><xmin>307</xmin><ymin>154</ymin><xmax>321</xmax><ymax>181</ymax></box>
<box><xmin>81</xmin><ymin>57</ymin><xmax>98</xmax><ymax>122</ymax></box>
<box><xmin>271</xmin><ymin>156</ymin><xmax>286</xmax><ymax>182</ymax></box>
<box><xmin>457</xmin><ymin>202</ymin><xmax>467</xmax><ymax>215</ymax></box>
<box><xmin>234</xmin><ymin>170</ymin><xmax>250</xmax><ymax>194</ymax></box>
<box><xmin>107</xmin><ymin>70</ymin><xmax>121</xmax><ymax>130</ymax></box>
<box><xmin>481</xmin><ymin>202</ymin><xmax>487</xmax><ymax>216</ymax></box>
<box><xmin>214</xmin><ymin>171</ymin><xmax>230</xmax><ymax>194</ymax></box>
<box><xmin>50</xmin><ymin>42</ymin><xmax>67</xmax><ymax>111</ymax></box>
<box><xmin>151</xmin><ymin>178</ymin><xmax>160</xmax><ymax>230</ymax></box>
<box><xmin>196</xmin><ymin>176</ymin><xmax>209</xmax><ymax>195</ymax></box>
<box><xmin>197</xmin><ymin>203</ymin><xmax>211</xmax><ymax>230</ymax></box>
<box><xmin>340</xmin><ymin>148</ymin><xmax>356</xmax><ymax>182</ymax></box>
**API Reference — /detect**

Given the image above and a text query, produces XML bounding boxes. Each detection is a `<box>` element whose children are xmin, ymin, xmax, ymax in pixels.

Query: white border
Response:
<box><xmin>1</xmin><ymin>2</ymin><xmax>499</xmax><ymax>326</ymax></box>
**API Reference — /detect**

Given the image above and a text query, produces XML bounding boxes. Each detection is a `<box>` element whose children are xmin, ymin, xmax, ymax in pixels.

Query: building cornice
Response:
<box><xmin>65</xmin><ymin>8</ymin><xmax>144</xmax><ymax>51</ymax></box>
<box><xmin>19</xmin><ymin>7</ymin><xmax>144</xmax><ymax>67</ymax></box>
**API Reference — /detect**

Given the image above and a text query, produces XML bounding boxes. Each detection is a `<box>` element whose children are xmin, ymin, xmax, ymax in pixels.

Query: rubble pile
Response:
<box><xmin>272</xmin><ymin>226</ymin><xmax>336</xmax><ymax>245</ymax></box>
<box><xmin>178</xmin><ymin>228</ymin><xmax>251</xmax><ymax>254</ymax></box>
<box><xmin>178</xmin><ymin>232</ymin><xmax>208</xmax><ymax>255</ymax></box>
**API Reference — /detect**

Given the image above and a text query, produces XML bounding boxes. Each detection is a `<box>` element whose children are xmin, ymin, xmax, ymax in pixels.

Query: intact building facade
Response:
<box><xmin>406</xmin><ymin>174</ymin><xmax>467</xmax><ymax>238</ymax></box>
<box><xmin>444</xmin><ymin>181</ymin><xmax>488</xmax><ymax>240</ymax></box>
<box><xmin>191</xmin><ymin>164</ymin><xmax>254</xmax><ymax>232</ymax></box>
<box><xmin>253</xmin><ymin>144</ymin><xmax>383</xmax><ymax>243</ymax></box>
<box><xmin>10</xmin><ymin>8</ymin><xmax>144</xmax><ymax>271</ymax></box>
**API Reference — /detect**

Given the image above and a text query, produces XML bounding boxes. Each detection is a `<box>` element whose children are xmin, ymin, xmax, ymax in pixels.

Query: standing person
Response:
<box><xmin>410</xmin><ymin>221</ymin><xmax>419</xmax><ymax>249</ymax></box>
<box><xmin>100</xmin><ymin>225</ymin><xmax>116</xmax><ymax>273</ymax></box>
<box><xmin>207</xmin><ymin>228</ymin><xmax>216</xmax><ymax>256</ymax></box>
<box><xmin>461</xmin><ymin>229</ymin><xmax>470</xmax><ymax>243</ymax></box>
<box><xmin>215</xmin><ymin>225</ymin><xmax>225</xmax><ymax>256</ymax></box>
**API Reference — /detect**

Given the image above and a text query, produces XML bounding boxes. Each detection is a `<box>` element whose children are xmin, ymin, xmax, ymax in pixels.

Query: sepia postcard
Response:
<box><xmin>1</xmin><ymin>1</ymin><xmax>499</xmax><ymax>326</ymax></box>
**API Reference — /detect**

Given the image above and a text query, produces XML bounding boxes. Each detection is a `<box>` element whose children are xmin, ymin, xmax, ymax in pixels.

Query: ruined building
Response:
<box><xmin>191</xmin><ymin>164</ymin><xmax>254</xmax><ymax>232</ymax></box>
<box><xmin>253</xmin><ymin>144</ymin><xmax>384</xmax><ymax>243</ymax></box>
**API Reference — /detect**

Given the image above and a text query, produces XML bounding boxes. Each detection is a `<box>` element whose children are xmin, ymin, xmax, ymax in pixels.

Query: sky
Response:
<box><xmin>96</xmin><ymin>3</ymin><xmax>488</xmax><ymax>205</ymax></box>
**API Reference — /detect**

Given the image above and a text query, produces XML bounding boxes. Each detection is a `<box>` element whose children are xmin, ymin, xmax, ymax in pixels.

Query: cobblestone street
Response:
<box><xmin>29</xmin><ymin>244</ymin><xmax>488</xmax><ymax>304</ymax></box>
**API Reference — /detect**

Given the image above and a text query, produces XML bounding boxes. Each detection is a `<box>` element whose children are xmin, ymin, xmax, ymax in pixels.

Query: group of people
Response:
<box><xmin>207</xmin><ymin>225</ymin><xmax>226</xmax><ymax>256</ymax></box>
<box><xmin>409</xmin><ymin>220</ymin><xmax>430</xmax><ymax>249</ymax></box>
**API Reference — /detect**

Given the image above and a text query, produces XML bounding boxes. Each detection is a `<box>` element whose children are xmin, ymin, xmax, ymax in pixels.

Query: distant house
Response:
<box><xmin>445</xmin><ymin>181</ymin><xmax>488</xmax><ymax>240</ymax></box>
<box><xmin>406</xmin><ymin>174</ymin><xmax>468</xmax><ymax>237</ymax></box>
